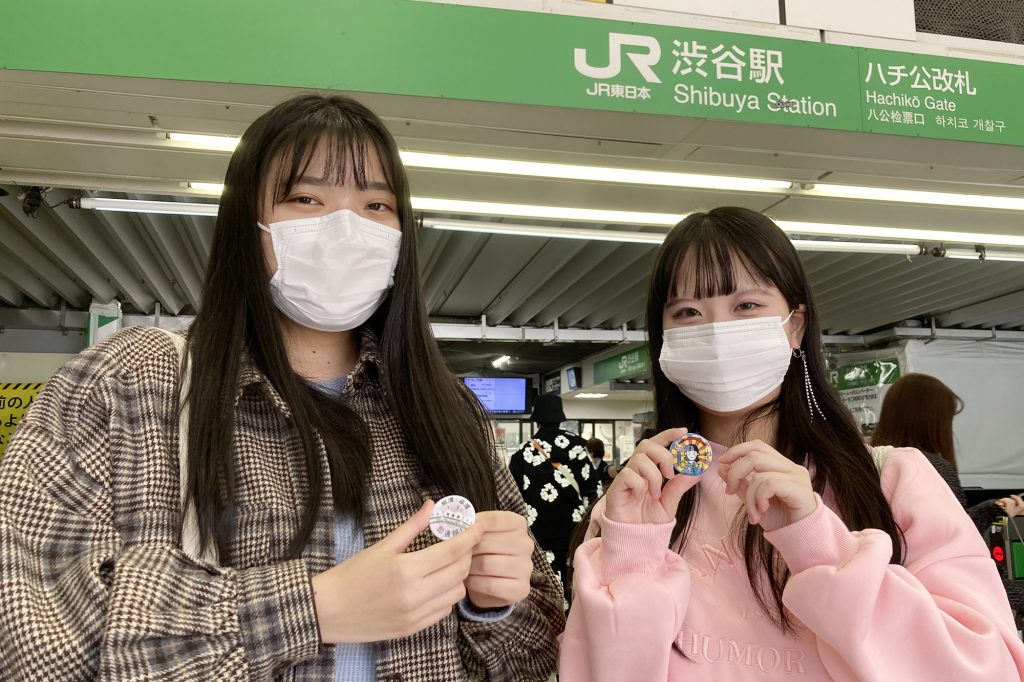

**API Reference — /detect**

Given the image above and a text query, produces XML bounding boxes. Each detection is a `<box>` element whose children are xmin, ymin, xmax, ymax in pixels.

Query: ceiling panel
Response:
<box><xmin>2</xmin><ymin>70</ymin><xmax>1024</xmax><ymax>376</ymax></box>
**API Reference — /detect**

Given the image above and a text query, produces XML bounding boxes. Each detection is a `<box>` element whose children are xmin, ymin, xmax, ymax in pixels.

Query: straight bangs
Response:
<box><xmin>660</xmin><ymin>212</ymin><xmax>796</xmax><ymax>307</ymax></box>
<box><xmin>260</xmin><ymin>119</ymin><xmax>402</xmax><ymax>208</ymax></box>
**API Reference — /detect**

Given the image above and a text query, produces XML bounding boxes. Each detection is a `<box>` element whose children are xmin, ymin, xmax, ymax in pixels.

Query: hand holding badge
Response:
<box><xmin>669</xmin><ymin>433</ymin><xmax>713</xmax><ymax>476</ymax></box>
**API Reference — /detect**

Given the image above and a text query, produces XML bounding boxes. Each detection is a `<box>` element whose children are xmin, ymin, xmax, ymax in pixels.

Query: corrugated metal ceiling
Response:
<box><xmin>1</xmin><ymin>70</ymin><xmax>1023</xmax><ymax>375</ymax></box>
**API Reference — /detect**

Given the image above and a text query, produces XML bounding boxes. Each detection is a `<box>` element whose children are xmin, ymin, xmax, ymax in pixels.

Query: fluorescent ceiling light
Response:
<box><xmin>774</xmin><ymin>219</ymin><xmax>1024</xmax><ymax>249</ymax></box>
<box><xmin>423</xmin><ymin>218</ymin><xmax>665</xmax><ymax>244</ymax></box>
<box><xmin>70</xmin><ymin>196</ymin><xmax>1024</xmax><ymax>250</ymax></box>
<box><xmin>400</xmin><ymin>151</ymin><xmax>791</xmax><ymax>192</ymax></box>
<box><xmin>790</xmin><ymin>240</ymin><xmax>922</xmax><ymax>256</ymax></box>
<box><xmin>803</xmin><ymin>183</ymin><xmax>1024</xmax><ymax>211</ymax></box>
<box><xmin>166</xmin><ymin>132</ymin><xmax>240</xmax><ymax>151</ymax></box>
<box><xmin>575</xmin><ymin>392</ymin><xmax>609</xmax><ymax>399</ymax></box>
<box><xmin>944</xmin><ymin>248</ymin><xmax>1024</xmax><ymax>262</ymax></box>
<box><xmin>424</xmin><ymin>219</ymin><xmax>920</xmax><ymax>254</ymax></box>
<box><xmin>149</xmin><ymin>140</ymin><xmax>1024</xmax><ymax>212</ymax></box>
<box><xmin>74</xmin><ymin>196</ymin><xmax>218</xmax><ymax>216</ymax></box>
<box><xmin>188</xmin><ymin>182</ymin><xmax>226</xmax><ymax>194</ymax></box>
<box><xmin>412</xmin><ymin>197</ymin><xmax>680</xmax><ymax>225</ymax></box>
<box><xmin>491</xmin><ymin>355</ymin><xmax>511</xmax><ymax>368</ymax></box>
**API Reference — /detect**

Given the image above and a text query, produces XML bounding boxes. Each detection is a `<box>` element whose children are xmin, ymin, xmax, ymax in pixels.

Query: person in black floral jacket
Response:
<box><xmin>508</xmin><ymin>394</ymin><xmax>598</xmax><ymax>603</ymax></box>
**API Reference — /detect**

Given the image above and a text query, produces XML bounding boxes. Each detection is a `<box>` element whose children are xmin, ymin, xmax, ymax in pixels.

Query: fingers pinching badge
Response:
<box><xmin>669</xmin><ymin>434</ymin><xmax>713</xmax><ymax>476</ymax></box>
<box><xmin>429</xmin><ymin>495</ymin><xmax>476</xmax><ymax>540</ymax></box>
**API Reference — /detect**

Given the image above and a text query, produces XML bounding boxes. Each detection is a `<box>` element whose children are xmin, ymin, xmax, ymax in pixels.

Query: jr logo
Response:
<box><xmin>574</xmin><ymin>32</ymin><xmax>662</xmax><ymax>84</ymax></box>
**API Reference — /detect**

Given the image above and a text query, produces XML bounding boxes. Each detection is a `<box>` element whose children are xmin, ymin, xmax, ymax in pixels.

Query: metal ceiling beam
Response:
<box><xmin>936</xmin><ymin>289</ymin><xmax>1024</xmax><ymax>328</ymax></box>
<box><xmin>837</xmin><ymin>269</ymin><xmax>1024</xmax><ymax>334</ymax></box>
<box><xmin>585</xmin><ymin>289</ymin><xmax>648</xmax><ymax>329</ymax></box>
<box><xmin>820</xmin><ymin>258</ymin><xmax>1013</xmax><ymax>333</ymax></box>
<box><xmin>0</xmin><ymin>209</ymin><xmax>90</xmax><ymax>308</ymax></box>
<box><xmin>484</xmin><ymin>238</ymin><xmax>590</xmax><ymax>325</ymax></box>
<box><xmin>0</xmin><ymin>308</ymin><xmax>88</xmax><ymax>331</ymax></box>
<box><xmin>45</xmin><ymin>189</ymin><xmax>156</xmax><ymax>312</ymax></box>
<box><xmin>816</xmin><ymin>257</ymin><xmax>956</xmax><ymax>310</ymax></box>
<box><xmin>430</xmin><ymin>321</ymin><xmax>646</xmax><ymax>343</ymax></box>
<box><xmin>559</xmin><ymin>252</ymin><xmax>654</xmax><ymax>328</ymax></box>
<box><xmin>608</xmin><ymin>295</ymin><xmax>650</xmax><ymax>328</ymax></box>
<box><xmin>534</xmin><ymin>244</ymin><xmax>651</xmax><ymax>327</ymax></box>
<box><xmin>509</xmin><ymin>241</ymin><xmax>621</xmax><ymax>327</ymax></box>
<box><xmin>135</xmin><ymin>212</ymin><xmax>203</xmax><ymax>310</ymax></box>
<box><xmin>0</xmin><ymin>272</ymin><xmax>25</xmax><ymax>306</ymax></box>
<box><xmin>863</xmin><ymin>326</ymin><xmax>1024</xmax><ymax>344</ymax></box>
<box><xmin>0</xmin><ymin>196</ymin><xmax>119</xmax><ymax>305</ymax></box>
<box><xmin>0</xmin><ymin>192</ymin><xmax>120</xmax><ymax>307</ymax></box>
<box><xmin>184</xmin><ymin>214</ymin><xmax>214</xmax><ymax>261</ymax></box>
<box><xmin>92</xmin><ymin>210</ymin><xmax>187</xmax><ymax>314</ymax></box>
<box><xmin>166</xmin><ymin>214</ymin><xmax>207</xmax><ymax>278</ymax></box>
<box><xmin>417</xmin><ymin>227</ymin><xmax>449</xmax><ymax>284</ymax></box>
<box><xmin>0</xmin><ymin>307</ymin><xmax>650</xmax><ymax>343</ymax></box>
<box><xmin>424</xmin><ymin>232</ymin><xmax>488</xmax><ymax>313</ymax></box>
<box><xmin>0</xmin><ymin>246</ymin><xmax>59</xmax><ymax>308</ymax></box>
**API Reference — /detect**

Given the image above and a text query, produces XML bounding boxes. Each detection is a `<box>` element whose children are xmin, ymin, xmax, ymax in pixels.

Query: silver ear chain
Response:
<box><xmin>794</xmin><ymin>348</ymin><xmax>826</xmax><ymax>421</ymax></box>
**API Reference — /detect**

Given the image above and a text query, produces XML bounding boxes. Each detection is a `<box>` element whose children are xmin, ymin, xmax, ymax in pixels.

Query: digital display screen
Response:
<box><xmin>463</xmin><ymin>377</ymin><xmax>527</xmax><ymax>414</ymax></box>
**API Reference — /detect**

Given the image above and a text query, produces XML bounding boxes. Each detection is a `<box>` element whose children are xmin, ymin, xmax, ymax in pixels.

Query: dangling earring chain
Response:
<box><xmin>795</xmin><ymin>348</ymin><xmax>827</xmax><ymax>421</ymax></box>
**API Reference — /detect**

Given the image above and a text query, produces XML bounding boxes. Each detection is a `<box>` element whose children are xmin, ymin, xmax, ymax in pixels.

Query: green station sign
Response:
<box><xmin>1</xmin><ymin>0</ymin><xmax>1021</xmax><ymax>146</ymax></box>
<box><xmin>594</xmin><ymin>346</ymin><xmax>651</xmax><ymax>384</ymax></box>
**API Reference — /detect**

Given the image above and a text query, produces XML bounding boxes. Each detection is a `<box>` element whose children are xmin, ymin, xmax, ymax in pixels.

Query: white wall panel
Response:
<box><xmin>786</xmin><ymin>0</ymin><xmax>916</xmax><ymax>41</ymax></box>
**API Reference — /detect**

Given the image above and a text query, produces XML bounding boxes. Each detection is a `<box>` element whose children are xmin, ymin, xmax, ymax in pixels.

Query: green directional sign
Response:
<box><xmin>594</xmin><ymin>346</ymin><xmax>651</xmax><ymax>384</ymax></box>
<box><xmin>2</xmin><ymin>0</ymin><xmax>1023</xmax><ymax>146</ymax></box>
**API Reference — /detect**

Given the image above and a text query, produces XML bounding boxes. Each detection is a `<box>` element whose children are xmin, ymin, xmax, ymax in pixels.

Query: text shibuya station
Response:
<box><xmin>672</xmin><ymin>83</ymin><xmax>839</xmax><ymax>117</ymax></box>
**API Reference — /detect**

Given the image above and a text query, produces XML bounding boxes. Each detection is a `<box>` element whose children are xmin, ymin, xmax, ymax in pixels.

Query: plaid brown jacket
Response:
<box><xmin>0</xmin><ymin>326</ymin><xmax>564</xmax><ymax>681</ymax></box>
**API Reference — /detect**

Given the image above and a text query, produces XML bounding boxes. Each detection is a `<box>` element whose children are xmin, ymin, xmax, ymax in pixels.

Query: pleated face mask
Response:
<box><xmin>259</xmin><ymin>208</ymin><xmax>402</xmax><ymax>331</ymax></box>
<box><xmin>659</xmin><ymin>312</ymin><xmax>795</xmax><ymax>413</ymax></box>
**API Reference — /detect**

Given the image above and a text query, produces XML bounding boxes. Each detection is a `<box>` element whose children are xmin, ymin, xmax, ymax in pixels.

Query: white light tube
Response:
<box><xmin>945</xmin><ymin>248</ymin><xmax>1024</xmax><ymax>262</ymax></box>
<box><xmin>491</xmin><ymin>355</ymin><xmax>511</xmax><ymax>368</ymax></box>
<box><xmin>775</xmin><ymin>220</ymin><xmax>1024</xmax><ymax>249</ymax></box>
<box><xmin>803</xmin><ymin>183</ymin><xmax>1024</xmax><ymax>211</ymax></box>
<box><xmin>789</xmin><ymin>240</ymin><xmax>921</xmax><ymax>255</ymax></box>
<box><xmin>187</xmin><ymin>182</ymin><xmax>226</xmax><ymax>194</ymax></box>
<box><xmin>76</xmin><ymin>197</ymin><xmax>219</xmax><ymax>216</ymax></box>
<box><xmin>574</xmin><ymin>393</ymin><xmax>609</xmax><ymax>399</ymax></box>
<box><xmin>400</xmin><ymin>151</ymin><xmax>791</xmax><ymax>192</ymax></box>
<box><xmin>423</xmin><ymin>219</ymin><xmax>665</xmax><ymax>244</ymax></box>
<box><xmin>424</xmin><ymin>219</ymin><xmax>920</xmax><ymax>254</ymax></box>
<box><xmin>166</xmin><ymin>132</ymin><xmax>240</xmax><ymax>151</ymax></box>
<box><xmin>149</xmin><ymin>139</ymin><xmax>1024</xmax><ymax>212</ymax></box>
<box><xmin>71</xmin><ymin>196</ymin><xmax>1024</xmax><ymax>251</ymax></box>
<box><xmin>412</xmin><ymin>197</ymin><xmax>681</xmax><ymax>225</ymax></box>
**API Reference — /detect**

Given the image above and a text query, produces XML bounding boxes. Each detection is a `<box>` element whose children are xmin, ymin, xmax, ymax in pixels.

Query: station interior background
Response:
<box><xmin>2</xmin><ymin>0</ymin><xmax>1024</xmax><ymax>497</ymax></box>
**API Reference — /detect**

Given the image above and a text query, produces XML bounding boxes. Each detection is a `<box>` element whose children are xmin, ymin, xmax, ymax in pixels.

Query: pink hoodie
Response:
<box><xmin>559</xmin><ymin>445</ymin><xmax>1024</xmax><ymax>681</ymax></box>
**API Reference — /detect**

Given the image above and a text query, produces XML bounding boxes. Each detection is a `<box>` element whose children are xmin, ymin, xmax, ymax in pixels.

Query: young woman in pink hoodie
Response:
<box><xmin>559</xmin><ymin>207</ymin><xmax>1024</xmax><ymax>681</ymax></box>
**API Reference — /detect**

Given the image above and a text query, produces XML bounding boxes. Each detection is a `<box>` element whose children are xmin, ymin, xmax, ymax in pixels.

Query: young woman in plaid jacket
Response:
<box><xmin>0</xmin><ymin>95</ymin><xmax>564</xmax><ymax>681</ymax></box>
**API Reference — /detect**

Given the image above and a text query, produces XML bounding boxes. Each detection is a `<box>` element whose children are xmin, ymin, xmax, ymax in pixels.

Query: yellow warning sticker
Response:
<box><xmin>0</xmin><ymin>383</ymin><xmax>45</xmax><ymax>459</ymax></box>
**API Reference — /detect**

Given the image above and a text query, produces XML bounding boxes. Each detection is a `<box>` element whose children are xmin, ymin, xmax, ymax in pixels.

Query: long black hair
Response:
<box><xmin>571</xmin><ymin>207</ymin><xmax>904</xmax><ymax>630</ymax></box>
<box><xmin>651</xmin><ymin>207</ymin><xmax>904</xmax><ymax>630</ymax></box>
<box><xmin>183</xmin><ymin>94</ymin><xmax>498</xmax><ymax>558</ymax></box>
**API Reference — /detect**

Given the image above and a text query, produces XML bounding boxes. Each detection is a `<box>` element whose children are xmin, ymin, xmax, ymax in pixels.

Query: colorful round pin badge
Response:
<box><xmin>669</xmin><ymin>434</ymin><xmax>713</xmax><ymax>476</ymax></box>
<box><xmin>429</xmin><ymin>494</ymin><xmax>476</xmax><ymax>540</ymax></box>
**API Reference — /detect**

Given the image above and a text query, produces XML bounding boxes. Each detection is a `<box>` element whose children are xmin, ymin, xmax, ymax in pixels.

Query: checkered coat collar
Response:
<box><xmin>235</xmin><ymin>325</ymin><xmax>383</xmax><ymax>418</ymax></box>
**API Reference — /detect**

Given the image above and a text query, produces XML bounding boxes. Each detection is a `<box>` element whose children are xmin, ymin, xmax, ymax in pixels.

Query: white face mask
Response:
<box><xmin>259</xmin><ymin>209</ymin><xmax>402</xmax><ymax>332</ymax></box>
<box><xmin>659</xmin><ymin>313</ymin><xmax>795</xmax><ymax>413</ymax></box>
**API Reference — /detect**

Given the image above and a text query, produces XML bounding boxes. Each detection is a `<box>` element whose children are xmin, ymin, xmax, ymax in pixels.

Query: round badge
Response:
<box><xmin>669</xmin><ymin>434</ymin><xmax>713</xmax><ymax>476</ymax></box>
<box><xmin>429</xmin><ymin>495</ymin><xmax>476</xmax><ymax>540</ymax></box>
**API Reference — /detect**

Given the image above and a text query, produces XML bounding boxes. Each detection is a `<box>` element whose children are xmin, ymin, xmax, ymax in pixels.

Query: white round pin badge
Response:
<box><xmin>429</xmin><ymin>495</ymin><xmax>476</xmax><ymax>540</ymax></box>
